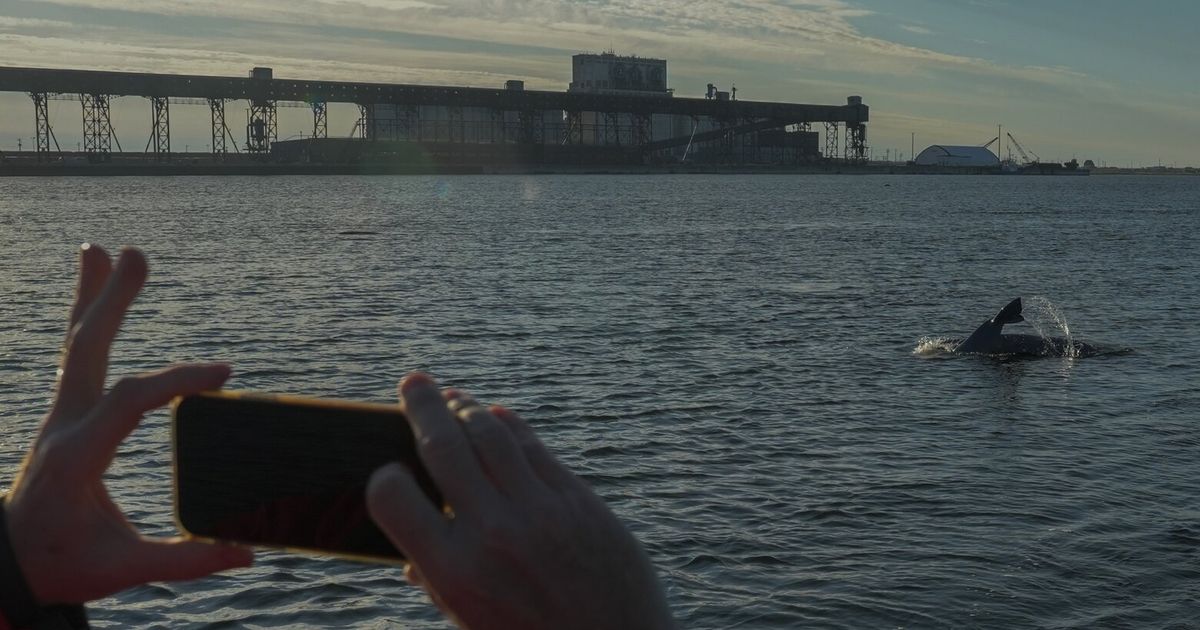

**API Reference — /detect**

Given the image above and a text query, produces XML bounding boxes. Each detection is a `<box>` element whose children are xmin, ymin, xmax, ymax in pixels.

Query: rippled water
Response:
<box><xmin>1</xmin><ymin>174</ymin><xmax>1199</xmax><ymax>628</ymax></box>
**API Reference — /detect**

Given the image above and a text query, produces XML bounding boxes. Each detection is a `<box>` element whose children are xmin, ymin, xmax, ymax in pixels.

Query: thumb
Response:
<box><xmin>71</xmin><ymin>364</ymin><xmax>230</xmax><ymax>481</ymax></box>
<box><xmin>367</xmin><ymin>463</ymin><xmax>448</xmax><ymax>567</ymax></box>
<box><xmin>123</xmin><ymin>538</ymin><xmax>253</xmax><ymax>586</ymax></box>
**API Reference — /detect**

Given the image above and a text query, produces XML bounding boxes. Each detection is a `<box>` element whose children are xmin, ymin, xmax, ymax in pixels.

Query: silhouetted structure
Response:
<box><xmin>0</xmin><ymin>64</ymin><xmax>869</xmax><ymax>168</ymax></box>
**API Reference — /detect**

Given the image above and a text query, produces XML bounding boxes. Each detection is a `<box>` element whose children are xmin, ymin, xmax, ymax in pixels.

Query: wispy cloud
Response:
<box><xmin>19</xmin><ymin>0</ymin><xmax>1088</xmax><ymax>89</ymax></box>
<box><xmin>0</xmin><ymin>16</ymin><xmax>84</xmax><ymax>29</ymax></box>
<box><xmin>0</xmin><ymin>33</ymin><xmax>522</xmax><ymax>87</ymax></box>
<box><xmin>900</xmin><ymin>24</ymin><xmax>932</xmax><ymax>35</ymax></box>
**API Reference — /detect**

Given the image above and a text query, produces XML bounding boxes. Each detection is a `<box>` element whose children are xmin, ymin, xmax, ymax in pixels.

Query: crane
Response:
<box><xmin>1006</xmin><ymin>132</ymin><xmax>1040</xmax><ymax>164</ymax></box>
<box><xmin>981</xmin><ymin>136</ymin><xmax>998</xmax><ymax>149</ymax></box>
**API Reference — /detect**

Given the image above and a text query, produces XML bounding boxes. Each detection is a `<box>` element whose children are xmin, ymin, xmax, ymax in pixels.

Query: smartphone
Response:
<box><xmin>171</xmin><ymin>390</ymin><xmax>441</xmax><ymax>564</ymax></box>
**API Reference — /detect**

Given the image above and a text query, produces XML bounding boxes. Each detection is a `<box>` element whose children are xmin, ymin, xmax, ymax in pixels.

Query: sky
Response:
<box><xmin>0</xmin><ymin>0</ymin><xmax>1196</xmax><ymax>166</ymax></box>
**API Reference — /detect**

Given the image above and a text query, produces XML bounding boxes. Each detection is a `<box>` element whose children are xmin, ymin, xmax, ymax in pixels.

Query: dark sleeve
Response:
<box><xmin>0</xmin><ymin>499</ymin><xmax>88</xmax><ymax>629</ymax></box>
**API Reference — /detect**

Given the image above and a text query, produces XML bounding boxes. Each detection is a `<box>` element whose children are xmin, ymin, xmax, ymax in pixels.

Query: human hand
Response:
<box><xmin>366</xmin><ymin>373</ymin><xmax>675</xmax><ymax>630</ymax></box>
<box><xmin>3</xmin><ymin>245</ymin><xmax>253</xmax><ymax>605</ymax></box>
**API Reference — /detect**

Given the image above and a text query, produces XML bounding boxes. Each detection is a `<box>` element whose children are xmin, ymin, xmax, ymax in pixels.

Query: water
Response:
<box><xmin>1</xmin><ymin>174</ymin><xmax>1198</xmax><ymax>628</ymax></box>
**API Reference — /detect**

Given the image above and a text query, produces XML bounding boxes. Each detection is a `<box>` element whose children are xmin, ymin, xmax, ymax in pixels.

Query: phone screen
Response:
<box><xmin>172</xmin><ymin>392</ymin><xmax>440</xmax><ymax>562</ymax></box>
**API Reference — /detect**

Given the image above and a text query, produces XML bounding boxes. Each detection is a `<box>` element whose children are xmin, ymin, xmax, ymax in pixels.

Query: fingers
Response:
<box><xmin>445</xmin><ymin>393</ymin><xmax>545</xmax><ymax>500</ymax></box>
<box><xmin>401</xmin><ymin>562</ymin><xmax>455</xmax><ymax>618</ymax></box>
<box><xmin>491</xmin><ymin>406</ymin><xmax>579</xmax><ymax>492</ymax></box>
<box><xmin>404</xmin><ymin>563</ymin><xmax>424</xmax><ymax>587</ymax></box>
<box><xmin>66</xmin><ymin>244</ymin><xmax>113</xmax><ymax>336</ymax></box>
<box><xmin>123</xmin><ymin>538</ymin><xmax>253</xmax><ymax>586</ymax></box>
<box><xmin>367</xmin><ymin>462</ymin><xmax>451</xmax><ymax>570</ymax></box>
<box><xmin>69</xmin><ymin>363</ymin><xmax>231</xmax><ymax>480</ymax></box>
<box><xmin>399</xmin><ymin>374</ymin><xmax>494</xmax><ymax>512</ymax></box>
<box><xmin>55</xmin><ymin>248</ymin><xmax>149</xmax><ymax>419</ymax></box>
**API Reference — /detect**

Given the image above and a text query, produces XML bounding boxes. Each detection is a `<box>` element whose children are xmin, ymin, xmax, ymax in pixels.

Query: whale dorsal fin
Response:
<box><xmin>992</xmin><ymin>297</ymin><xmax>1024</xmax><ymax>325</ymax></box>
<box><xmin>955</xmin><ymin>297</ymin><xmax>1025</xmax><ymax>353</ymax></box>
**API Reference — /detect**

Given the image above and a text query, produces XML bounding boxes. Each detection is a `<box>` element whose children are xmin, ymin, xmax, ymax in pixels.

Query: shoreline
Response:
<box><xmin>0</xmin><ymin>160</ymin><xmax>1190</xmax><ymax>177</ymax></box>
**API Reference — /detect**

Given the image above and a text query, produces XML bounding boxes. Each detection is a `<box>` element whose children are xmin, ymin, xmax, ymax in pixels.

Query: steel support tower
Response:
<box><xmin>81</xmin><ymin>93</ymin><xmax>113</xmax><ymax>162</ymax></box>
<box><xmin>311</xmin><ymin>100</ymin><xmax>327</xmax><ymax>139</ymax></box>
<box><xmin>824</xmin><ymin>122</ymin><xmax>839</xmax><ymax>162</ymax></box>
<box><xmin>149</xmin><ymin>96</ymin><xmax>170</xmax><ymax>160</ymax></box>
<box><xmin>209</xmin><ymin>98</ymin><xmax>228</xmax><ymax>158</ymax></box>
<box><xmin>355</xmin><ymin>104</ymin><xmax>372</xmax><ymax>141</ymax></box>
<box><xmin>845</xmin><ymin>122</ymin><xmax>866</xmax><ymax>163</ymax></box>
<box><xmin>246</xmin><ymin>100</ymin><xmax>277</xmax><ymax>155</ymax></box>
<box><xmin>29</xmin><ymin>92</ymin><xmax>59</xmax><ymax>161</ymax></box>
<box><xmin>563</xmin><ymin>110</ymin><xmax>583</xmax><ymax>145</ymax></box>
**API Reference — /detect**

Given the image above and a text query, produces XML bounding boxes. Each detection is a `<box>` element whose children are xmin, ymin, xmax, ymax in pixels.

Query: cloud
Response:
<box><xmin>900</xmin><ymin>24</ymin><xmax>932</xmax><ymax>35</ymax></box>
<box><xmin>20</xmin><ymin>0</ymin><xmax>1087</xmax><ymax>89</ymax></box>
<box><xmin>0</xmin><ymin>33</ymin><xmax>523</xmax><ymax>87</ymax></box>
<box><xmin>0</xmin><ymin>16</ymin><xmax>84</xmax><ymax>29</ymax></box>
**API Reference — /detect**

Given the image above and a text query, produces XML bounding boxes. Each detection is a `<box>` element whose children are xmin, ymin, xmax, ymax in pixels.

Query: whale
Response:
<box><xmin>954</xmin><ymin>297</ymin><xmax>1100</xmax><ymax>358</ymax></box>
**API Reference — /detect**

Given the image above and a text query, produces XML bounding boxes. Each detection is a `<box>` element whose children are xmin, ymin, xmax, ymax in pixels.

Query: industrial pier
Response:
<box><xmin>0</xmin><ymin>54</ymin><xmax>869</xmax><ymax>174</ymax></box>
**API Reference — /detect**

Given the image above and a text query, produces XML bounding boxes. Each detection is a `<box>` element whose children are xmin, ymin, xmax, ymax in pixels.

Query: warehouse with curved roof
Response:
<box><xmin>914</xmin><ymin>145</ymin><xmax>999</xmax><ymax>167</ymax></box>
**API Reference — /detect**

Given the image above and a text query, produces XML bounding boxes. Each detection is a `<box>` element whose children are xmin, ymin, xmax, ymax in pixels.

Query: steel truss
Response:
<box><xmin>246</xmin><ymin>100</ymin><xmax>278</xmax><ymax>156</ymax></box>
<box><xmin>148</xmin><ymin>96</ymin><xmax>170</xmax><ymax>160</ymax></box>
<box><xmin>356</xmin><ymin>104</ymin><xmax>371</xmax><ymax>140</ymax></box>
<box><xmin>209</xmin><ymin>98</ymin><xmax>236</xmax><ymax>158</ymax></box>
<box><xmin>563</xmin><ymin>111</ymin><xmax>583</xmax><ymax>145</ymax></box>
<box><xmin>81</xmin><ymin>93</ymin><xmax>113</xmax><ymax>162</ymax></box>
<box><xmin>845</xmin><ymin>123</ymin><xmax>867</xmax><ymax>163</ymax></box>
<box><xmin>824</xmin><ymin>122</ymin><xmax>839</xmax><ymax>162</ymax></box>
<box><xmin>246</xmin><ymin>100</ymin><xmax>277</xmax><ymax>154</ymax></box>
<box><xmin>30</xmin><ymin>92</ymin><xmax>60</xmax><ymax>161</ymax></box>
<box><xmin>311</xmin><ymin>101</ymin><xmax>327</xmax><ymax>139</ymax></box>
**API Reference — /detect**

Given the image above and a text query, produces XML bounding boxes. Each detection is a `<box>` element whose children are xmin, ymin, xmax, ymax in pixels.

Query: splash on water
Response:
<box><xmin>521</xmin><ymin>177</ymin><xmax>544</xmax><ymax>201</ymax></box>
<box><xmin>913</xmin><ymin>336</ymin><xmax>960</xmax><ymax>357</ymax></box>
<box><xmin>1023</xmin><ymin>296</ymin><xmax>1082</xmax><ymax>359</ymax></box>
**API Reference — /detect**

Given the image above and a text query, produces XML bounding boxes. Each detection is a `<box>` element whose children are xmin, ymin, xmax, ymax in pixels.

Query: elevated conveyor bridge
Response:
<box><xmin>0</xmin><ymin>66</ymin><xmax>868</xmax><ymax>165</ymax></box>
